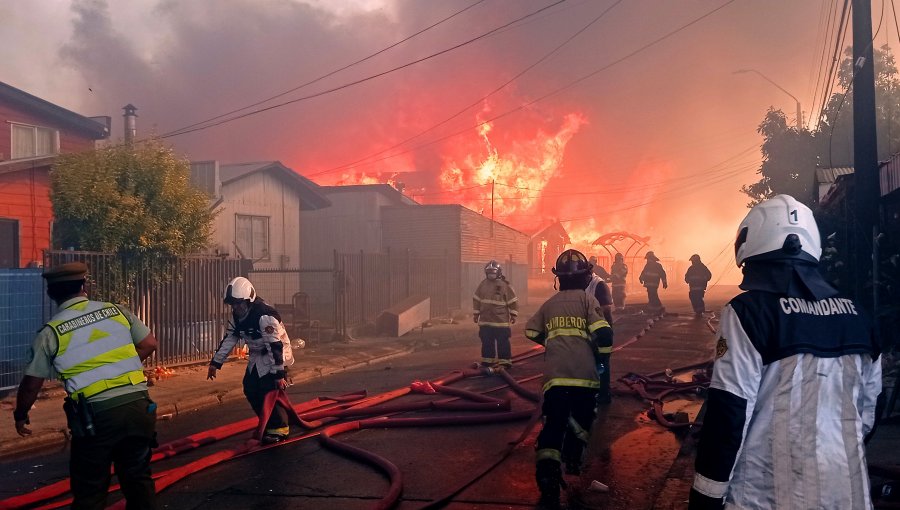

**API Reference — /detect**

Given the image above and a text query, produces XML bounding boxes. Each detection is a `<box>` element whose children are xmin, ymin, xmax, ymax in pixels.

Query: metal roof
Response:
<box><xmin>219</xmin><ymin>161</ymin><xmax>331</xmax><ymax>210</ymax></box>
<box><xmin>321</xmin><ymin>184</ymin><xmax>418</xmax><ymax>206</ymax></box>
<box><xmin>815</xmin><ymin>167</ymin><xmax>854</xmax><ymax>183</ymax></box>
<box><xmin>0</xmin><ymin>81</ymin><xmax>109</xmax><ymax>139</ymax></box>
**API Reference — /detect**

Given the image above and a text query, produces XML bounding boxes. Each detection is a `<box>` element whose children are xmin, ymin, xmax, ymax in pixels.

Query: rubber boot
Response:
<box><xmin>561</xmin><ymin>435</ymin><xmax>584</xmax><ymax>476</ymax></box>
<box><xmin>536</xmin><ymin>459</ymin><xmax>562</xmax><ymax>509</ymax></box>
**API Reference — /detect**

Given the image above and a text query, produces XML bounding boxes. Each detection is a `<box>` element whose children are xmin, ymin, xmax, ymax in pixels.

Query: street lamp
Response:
<box><xmin>734</xmin><ymin>69</ymin><xmax>803</xmax><ymax>129</ymax></box>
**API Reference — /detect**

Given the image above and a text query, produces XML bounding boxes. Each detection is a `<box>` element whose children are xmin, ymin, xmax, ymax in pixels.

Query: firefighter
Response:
<box><xmin>525</xmin><ymin>249</ymin><xmax>613</xmax><ymax>509</ymax></box>
<box><xmin>473</xmin><ymin>260</ymin><xmax>518</xmax><ymax>368</ymax></box>
<box><xmin>207</xmin><ymin>277</ymin><xmax>293</xmax><ymax>443</ymax></box>
<box><xmin>13</xmin><ymin>262</ymin><xmax>159</xmax><ymax>510</ymax></box>
<box><xmin>639</xmin><ymin>251</ymin><xmax>667</xmax><ymax>310</ymax></box>
<box><xmin>588</xmin><ymin>255</ymin><xmax>611</xmax><ymax>280</ymax></box>
<box><xmin>610</xmin><ymin>252</ymin><xmax>628</xmax><ymax>311</ymax></box>
<box><xmin>689</xmin><ymin>195</ymin><xmax>882</xmax><ymax>510</ymax></box>
<box><xmin>684</xmin><ymin>254</ymin><xmax>712</xmax><ymax>318</ymax></box>
<box><xmin>586</xmin><ymin>257</ymin><xmax>614</xmax><ymax>405</ymax></box>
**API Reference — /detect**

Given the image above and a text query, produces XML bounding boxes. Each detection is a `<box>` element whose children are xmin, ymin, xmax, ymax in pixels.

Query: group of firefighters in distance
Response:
<box><xmin>13</xmin><ymin>195</ymin><xmax>883</xmax><ymax>510</ymax></box>
<box><xmin>472</xmin><ymin>245</ymin><xmax>713</xmax><ymax>508</ymax></box>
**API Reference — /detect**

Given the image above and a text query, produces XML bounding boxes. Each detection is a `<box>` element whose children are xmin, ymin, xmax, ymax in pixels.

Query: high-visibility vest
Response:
<box><xmin>46</xmin><ymin>300</ymin><xmax>145</xmax><ymax>400</ymax></box>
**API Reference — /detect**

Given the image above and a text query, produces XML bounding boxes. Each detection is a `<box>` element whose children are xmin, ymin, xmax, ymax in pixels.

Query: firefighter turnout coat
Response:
<box><xmin>639</xmin><ymin>260</ymin><xmax>667</xmax><ymax>289</ymax></box>
<box><xmin>524</xmin><ymin>290</ymin><xmax>611</xmax><ymax>393</ymax></box>
<box><xmin>211</xmin><ymin>300</ymin><xmax>291</xmax><ymax>378</ymax></box>
<box><xmin>690</xmin><ymin>290</ymin><xmax>881</xmax><ymax>509</ymax></box>
<box><xmin>473</xmin><ymin>278</ymin><xmax>518</xmax><ymax>327</ymax></box>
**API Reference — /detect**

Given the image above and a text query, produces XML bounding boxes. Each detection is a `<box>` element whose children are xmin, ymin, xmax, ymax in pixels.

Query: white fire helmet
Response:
<box><xmin>734</xmin><ymin>194</ymin><xmax>822</xmax><ymax>267</ymax></box>
<box><xmin>223</xmin><ymin>276</ymin><xmax>257</xmax><ymax>303</ymax></box>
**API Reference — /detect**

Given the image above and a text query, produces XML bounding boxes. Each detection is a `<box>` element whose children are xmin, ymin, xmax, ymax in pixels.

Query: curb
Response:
<box><xmin>0</xmin><ymin>345</ymin><xmax>417</xmax><ymax>458</ymax></box>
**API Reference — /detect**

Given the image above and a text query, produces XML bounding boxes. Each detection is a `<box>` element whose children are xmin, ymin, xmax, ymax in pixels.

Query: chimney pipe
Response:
<box><xmin>123</xmin><ymin>104</ymin><xmax>138</xmax><ymax>144</ymax></box>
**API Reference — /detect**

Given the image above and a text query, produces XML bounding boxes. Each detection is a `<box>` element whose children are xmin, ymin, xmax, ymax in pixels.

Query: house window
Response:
<box><xmin>11</xmin><ymin>123</ymin><xmax>59</xmax><ymax>159</ymax></box>
<box><xmin>235</xmin><ymin>214</ymin><xmax>269</xmax><ymax>260</ymax></box>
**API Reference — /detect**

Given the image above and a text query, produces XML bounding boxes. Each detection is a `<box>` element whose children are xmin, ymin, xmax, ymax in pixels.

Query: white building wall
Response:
<box><xmin>211</xmin><ymin>172</ymin><xmax>301</xmax><ymax>269</ymax></box>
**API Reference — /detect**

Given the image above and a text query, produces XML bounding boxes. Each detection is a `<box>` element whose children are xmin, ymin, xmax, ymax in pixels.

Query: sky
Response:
<box><xmin>3</xmin><ymin>0</ymin><xmax>892</xmax><ymax>284</ymax></box>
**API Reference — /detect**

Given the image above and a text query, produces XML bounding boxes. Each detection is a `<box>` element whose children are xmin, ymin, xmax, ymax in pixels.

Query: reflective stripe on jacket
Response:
<box><xmin>525</xmin><ymin>290</ymin><xmax>610</xmax><ymax>393</ymax></box>
<box><xmin>610</xmin><ymin>261</ymin><xmax>628</xmax><ymax>287</ymax></box>
<box><xmin>685</xmin><ymin>263</ymin><xmax>712</xmax><ymax>291</ymax></box>
<box><xmin>473</xmin><ymin>278</ymin><xmax>518</xmax><ymax>327</ymax></box>
<box><xmin>211</xmin><ymin>299</ymin><xmax>287</xmax><ymax>377</ymax></box>
<box><xmin>639</xmin><ymin>261</ymin><xmax>667</xmax><ymax>288</ymax></box>
<box><xmin>47</xmin><ymin>299</ymin><xmax>144</xmax><ymax>400</ymax></box>
<box><xmin>691</xmin><ymin>292</ymin><xmax>881</xmax><ymax>509</ymax></box>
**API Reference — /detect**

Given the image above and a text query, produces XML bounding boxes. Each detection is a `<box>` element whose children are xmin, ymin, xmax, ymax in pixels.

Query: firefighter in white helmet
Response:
<box><xmin>473</xmin><ymin>260</ymin><xmax>518</xmax><ymax>368</ymax></box>
<box><xmin>207</xmin><ymin>277</ymin><xmax>294</xmax><ymax>443</ymax></box>
<box><xmin>689</xmin><ymin>195</ymin><xmax>882</xmax><ymax>510</ymax></box>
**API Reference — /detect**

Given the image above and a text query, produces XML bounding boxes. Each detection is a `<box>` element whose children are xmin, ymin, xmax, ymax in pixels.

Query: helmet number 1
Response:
<box><xmin>789</xmin><ymin>209</ymin><xmax>799</xmax><ymax>224</ymax></box>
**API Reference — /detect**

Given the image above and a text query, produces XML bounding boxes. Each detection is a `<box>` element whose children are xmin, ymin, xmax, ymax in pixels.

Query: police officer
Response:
<box><xmin>689</xmin><ymin>195</ymin><xmax>882</xmax><ymax>510</ymax></box>
<box><xmin>473</xmin><ymin>260</ymin><xmax>518</xmax><ymax>369</ymax></box>
<box><xmin>525</xmin><ymin>250</ymin><xmax>613</xmax><ymax>509</ymax></box>
<box><xmin>13</xmin><ymin>262</ymin><xmax>159</xmax><ymax>510</ymax></box>
<box><xmin>207</xmin><ymin>277</ymin><xmax>292</xmax><ymax>443</ymax></box>
<box><xmin>639</xmin><ymin>251</ymin><xmax>667</xmax><ymax>309</ymax></box>
<box><xmin>684</xmin><ymin>254</ymin><xmax>712</xmax><ymax>318</ymax></box>
<box><xmin>610</xmin><ymin>253</ymin><xmax>628</xmax><ymax>310</ymax></box>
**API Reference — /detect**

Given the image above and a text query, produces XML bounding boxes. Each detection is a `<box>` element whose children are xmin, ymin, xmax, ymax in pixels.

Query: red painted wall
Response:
<box><xmin>1</xmin><ymin>98</ymin><xmax>100</xmax><ymax>267</ymax></box>
<box><xmin>0</xmin><ymin>102</ymin><xmax>96</xmax><ymax>160</ymax></box>
<box><xmin>0</xmin><ymin>166</ymin><xmax>52</xmax><ymax>267</ymax></box>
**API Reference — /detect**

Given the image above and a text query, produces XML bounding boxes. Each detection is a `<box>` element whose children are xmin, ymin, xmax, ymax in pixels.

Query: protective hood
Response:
<box><xmin>739</xmin><ymin>259</ymin><xmax>838</xmax><ymax>301</ymax></box>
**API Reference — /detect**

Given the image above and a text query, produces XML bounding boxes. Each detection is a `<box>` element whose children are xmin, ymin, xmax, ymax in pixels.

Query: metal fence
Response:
<box><xmin>248</xmin><ymin>250</ymin><xmax>456</xmax><ymax>340</ymax></box>
<box><xmin>44</xmin><ymin>251</ymin><xmax>246</xmax><ymax>367</ymax></box>
<box><xmin>0</xmin><ymin>269</ymin><xmax>48</xmax><ymax>390</ymax></box>
<box><xmin>335</xmin><ymin>250</ymin><xmax>452</xmax><ymax>327</ymax></box>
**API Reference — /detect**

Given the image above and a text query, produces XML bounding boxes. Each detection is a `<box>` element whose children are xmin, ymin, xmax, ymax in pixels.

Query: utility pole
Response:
<box><xmin>851</xmin><ymin>0</ymin><xmax>880</xmax><ymax>310</ymax></box>
<box><xmin>490</xmin><ymin>179</ymin><xmax>495</xmax><ymax>238</ymax></box>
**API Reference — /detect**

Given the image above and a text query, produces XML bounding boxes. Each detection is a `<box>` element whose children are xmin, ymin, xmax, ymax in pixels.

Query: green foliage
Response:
<box><xmin>51</xmin><ymin>139</ymin><xmax>214</xmax><ymax>256</ymax></box>
<box><xmin>741</xmin><ymin>109</ymin><xmax>818</xmax><ymax>207</ymax></box>
<box><xmin>742</xmin><ymin>44</ymin><xmax>900</xmax><ymax>207</ymax></box>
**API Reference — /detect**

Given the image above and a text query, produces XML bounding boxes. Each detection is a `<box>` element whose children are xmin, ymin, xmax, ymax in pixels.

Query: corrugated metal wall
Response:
<box><xmin>461</xmin><ymin>260</ymin><xmax>528</xmax><ymax>314</ymax></box>
<box><xmin>44</xmin><ymin>251</ymin><xmax>245</xmax><ymax>367</ymax></box>
<box><xmin>381</xmin><ymin>204</ymin><xmax>530</xmax><ymax>309</ymax></box>
<box><xmin>459</xmin><ymin>207</ymin><xmax>529</xmax><ymax>263</ymax></box>
<box><xmin>0</xmin><ymin>268</ymin><xmax>47</xmax><ymax>390</ymax></box>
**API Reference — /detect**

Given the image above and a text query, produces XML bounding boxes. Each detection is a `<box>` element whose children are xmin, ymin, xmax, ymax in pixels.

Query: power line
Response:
<box><xmin>807</xmin><ymin>0</ymin><xmax>840</xmax><ymax>129</ymax></box>
<box><xmin>306</xmin><ymin>0</ymin><xmax>737</xmax><ymax>178</ymax></box>
<box><xmin>827</xmin><ymin>0</ymin><xmax>886</xmax><ymax>167</ymax></box>
<box><xmin>490</xmin><ymin>156</ymin><xmax>758</xmax><ymax>220</ymax></box>
<box><xmin>160</xmin><ymin>0</ymin><xmax>488</xmax><ymax>138</ymax></box>
<box><xmin>158</xmin><ymin>0</ymin><xmax>567</xmax><ymax>140</ymax></box>
<box><xmin>308</xmin><ymin>0</ymin><xmax>624</xmax><ymax>177</ymax></box>
<box><xmin>815</xmin><ymin>0</ymin><xmax>851</xmax><ymax>129</ymax></box>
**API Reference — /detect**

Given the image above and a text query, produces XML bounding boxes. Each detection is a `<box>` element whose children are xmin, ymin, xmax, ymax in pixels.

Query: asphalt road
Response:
<box><xmin>2</xmin><ymin>286</ymin><xmax>737</xmax><ymax>510</ymax></box>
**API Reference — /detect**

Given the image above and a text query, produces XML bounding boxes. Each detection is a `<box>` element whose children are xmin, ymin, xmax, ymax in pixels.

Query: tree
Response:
<box><xmin>741</xmin><ymin>108</ymin><xmax>818</xmax><ymax>206</ymax></box>
<box><xmin>742</xmin><ymin>44</ymin><xmax>900</xmax><ymax>206</ymax></box>
<box><xmin>51</xmin><ymin>138</ymin><xmax>214</xmax><ymax>256</ymax></box>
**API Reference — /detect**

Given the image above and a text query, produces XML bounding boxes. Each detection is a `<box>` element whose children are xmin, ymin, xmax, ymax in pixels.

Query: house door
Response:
<box><xmin>0</xmin><ymin>218</ymin><xmax>19</xmax><ymax>268</ymax></box>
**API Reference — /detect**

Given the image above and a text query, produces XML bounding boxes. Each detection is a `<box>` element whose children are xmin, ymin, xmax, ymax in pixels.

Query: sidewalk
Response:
<box><xmin>0</xmin><ymin>326</ymin><xmax>435</xmax><ymax>457</ymax></box>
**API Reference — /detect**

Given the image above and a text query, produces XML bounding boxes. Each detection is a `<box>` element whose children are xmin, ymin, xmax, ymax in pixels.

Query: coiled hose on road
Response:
<box><xmin>5</xmin><ymin>314</ymin><xmax>683</xmax><ymax>510</ymax></box>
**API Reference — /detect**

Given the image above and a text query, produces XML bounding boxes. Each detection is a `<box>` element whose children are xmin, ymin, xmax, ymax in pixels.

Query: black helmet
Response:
<box><xmin>552</xmin><ymin>249</ymin><xmax>592</xmax><ymax>276</ymax></box>
<box><xmin>614</xmin><ymin>253</ymin><xmax>624</xmax><ymax>261</ymax></box>
<box><xmin>484</xmin><ymin>260</ymin><xmax>502</xmax><ymax>277</ymax></box>
<box><xmin>690</xmin><ymin>254</ymin><xmax>701</xmax><ymax>262</ymax></box>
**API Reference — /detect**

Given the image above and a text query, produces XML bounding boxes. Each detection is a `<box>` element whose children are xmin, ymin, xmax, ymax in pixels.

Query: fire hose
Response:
<box><xmin>3</xmin><ymin>330</ymin><xmax>630</xmax><ymax>510</ymax></box>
